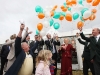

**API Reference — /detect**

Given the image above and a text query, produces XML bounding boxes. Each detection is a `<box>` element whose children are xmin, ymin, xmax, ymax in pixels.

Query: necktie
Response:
<box><xmin>95</xmin><ymin>36</ymin><xmax>97</xmax><ymax>42</ymax></box>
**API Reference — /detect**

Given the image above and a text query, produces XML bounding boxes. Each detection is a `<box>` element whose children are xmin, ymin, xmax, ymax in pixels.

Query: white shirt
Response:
<box><xmin>96</xmin><ymin>34</ymin><xmax>100</xmax><ymax>41</ymax></box>
<box><xmin>34</xmin><ymin>41</ymin><xmax>38</xmax><ymax>53</ymax></box>
<box><xmin>18</xmin><ymin>53</ymin><xmax>33</xmax><ymax>75</ymax></box>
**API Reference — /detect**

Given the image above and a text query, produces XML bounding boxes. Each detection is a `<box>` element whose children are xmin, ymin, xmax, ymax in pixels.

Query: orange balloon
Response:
<box><xmin>66</xmin><ymin>1</ymin><xmax>72</xmax><ymax>6</ymax></box>
<box><xmin>54</xmin><ymin>5</ymin><xmax>58</xmax><ymax>9</ymax></box>
<box><xmin>62</xmin><ymin>8</ymin><xmax>67</xmax><ymax>12</ymax></box>
<box><xmin>61</xmin><ymin>5</ymin><xmax>65</xmax><ymax>9</ymax></box>
<box><xmin>71</xmin><ymin>0</ymin><xmax>77</xmax><ymax>4</ymax></box>
<box><xmin>89</xmin><ymin>14</ymin><xmax>96</xmax><ymax>20</ymax></box>
<box><xmin>65</xmin><ymin>14</ymin><xmax>72</xmax><ymax>21</ymax></box>
<box><xmin>77</xmin><ymin>21</ymin><xmax>84</xmax><ymax>29</ymax></box>
<box><xmin>92</xmin><ymin>9</ymin><xmax>97</xmax><ymax>13</ymax></box>
<box><xmin>83</xmin><ymin>18</ymin><xmax>89</xmax><ymax>21</ymax></box>
<box><xmin>66</xmin><ymin>1</ymin><xmax>70</xmax><ymax>5</ymax></box>
<box><xmin>38</xmin><ymin>13</ymin><xmax>45</xmax><ymax>19</ymax></box>
<box><xmin>50</xmin><ymin>11</ymin><xmax>54</xmax><ymax>16</ymax></box>
<box><xmin>59</xmin><ymin>15</ymin><xmax>64</xmax><ymax>20</ymax></box>
<box><xmin>92</xmin><ymin>0</ymin><xmax>99</xmax><ymax>6</ymax></box>
<box><xmin>52</xmin><ymin>8</ymin><xmax>56</xmax><ymax>11</ymax></box>
<box><xmin>86</xmin><ymin>0</ymin><xmax>92</xmax><ymax>3</ymax></box>
<box><xmin>37</xmin><ymin>23</ymin><xmax>43</xmax><ymax>31</ymax></box>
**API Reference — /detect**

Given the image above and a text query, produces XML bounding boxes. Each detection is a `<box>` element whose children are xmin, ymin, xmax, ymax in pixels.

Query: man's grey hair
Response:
<box><xmin>21</xmin><ymin>42</ymin><xmax>27</xmax><ymax>46</ymax></box>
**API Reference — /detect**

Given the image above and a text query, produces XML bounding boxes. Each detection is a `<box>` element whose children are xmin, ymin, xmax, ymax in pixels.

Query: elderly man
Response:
<box><xmin>45</xmin><ymin>33</ymin><xmax>60</xmax><ymax>75</ymax></box>
<box><xmin>79</xmin><ymin>27</ymin><xmax>100</xmax><ymax>75</ymax></box>
<box><xmin>5</xmin><ymin>24</ymin><xmax>39</xmax><ymax>75</ymax></box>
<box><xmin>3</xmin><ymin>25</ymin><xmax>29</xmax><ymax>74</ymax></box>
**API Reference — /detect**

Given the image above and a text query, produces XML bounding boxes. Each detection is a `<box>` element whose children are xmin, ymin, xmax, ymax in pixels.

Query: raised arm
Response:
<box><xmin>39</xmin><ymin>39</ymin><xmax>44</xmax><ymax>46</ymax></box>
<box><xmin>78</xmin><ymin>38</ymin><xmax>86</xmax><ymax>45</ymax></box>
<box><xmin>31</xmin><ymin>40</ymin><xmax>39</xmax><ymax>53</ymax></box>
<box><xmin>78</xmin><ymin>27</ymin><xmax>90</xmax><ymax>42</ymax></box>
<box><xmin>3</xmin><ymin>40</ymin><xmax>15</xmax><ymax>46</ymax></box>
<box><xmin>21</xmin><ymin>27</ymin><xmax>28</xmax><ymax>42</ymax></box>
<box><xmin>15</xmin><ymin>24</ymin><xmax>25</xmax><ymax>57</ymax></box>
<box><xmin>80</xmin><ymin>32</ymin><xmax>90</xmax><ymax>42</ymax></box>
<box><xmin>54</xmin><ymin>40</ymin><xmax>60</xmax><ymax>46</ymax></box>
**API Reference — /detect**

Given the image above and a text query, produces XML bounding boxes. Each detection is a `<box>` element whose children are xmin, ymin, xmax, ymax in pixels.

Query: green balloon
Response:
<box><xmin>73</xmin><ymin>13</ymin><xmax>79</xmax><ymax>20</ymax></box>
<box><xmin>78</xmin><ymin>0</ymin><xmax>83</xmax><ymax>4</ymax></box>
<box><xmin>63</xmin><ymin>2</ymin><xmax>67</xmax><ymax>7</ymax></box>
<box><xmin>53</xmin><ymin>12</ymin><xmax>60</xmax><ymax>19</ymax></box>
<box><xmin>81</xmin><ymin>8</ymin><xmax>88</xmax><ymax>16</ymax></box>
<box><xmin>61</xmin><ymin>12</ymin><xmax>66</xmax><ymax>17</ymax></box>
<box><xmin>35</xmin><ymin>5</ymin><xmax>43</xmax><ymax>13</ymax></box>
<box><xmin>68</xmin><ymin>7</ymin><xmax>71</xmax><ymax>11</ymax></box>
<box><xmin>53</xmin><ymin>22</ymin><xmax>60</xmax><ymax>30</ymax></box>
<box><xmin>36</xmin><ymin>29</ymin><xmax>39</xmax><ymax>35</ymax></box>
<box><xmin>49</xmin><ymin>19</ymin><xmax>54</xmax><ymax>26</ymax></box>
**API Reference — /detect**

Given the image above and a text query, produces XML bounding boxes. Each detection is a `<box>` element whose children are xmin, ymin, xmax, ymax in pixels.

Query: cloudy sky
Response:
<box><xmin>0</xmin><ymin>0</ymin><xmax>100</xmax><ymax>43</ymax></box>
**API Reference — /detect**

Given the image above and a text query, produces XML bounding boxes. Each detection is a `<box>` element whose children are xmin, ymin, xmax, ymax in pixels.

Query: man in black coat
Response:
<box><xmin>30</xmin><ymin>35</ymin><xmax>44</xmax><ymax>74</ymax></box>
<box><xmin>0</xmin><ymin>40</ymin><xmax>10</xmax><ymax>75</ymax></box>
<box><xmin>79</xmin><ymin>27</ymin><xmax>100</xmax><ymax>75</ymax></box>
<box><xmin>5</xmin><ymin>24</ymin><xmax>39</xmax><ymax>75</ymax></box>
<box><xmin>76</xmin><ymin>33</ymin><xmax>95</xmax><ymax>75</ymax></box>
<box><xmin>45</xmin><ymin>33</ymin><xmax>60</xmax><ymax>75</ymax></box>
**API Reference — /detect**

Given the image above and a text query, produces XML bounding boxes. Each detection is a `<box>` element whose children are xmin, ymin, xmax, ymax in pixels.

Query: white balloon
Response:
<box><xmin>48</xmin><ymin>5</ymin><xmax>53</xmax><ymax>10</ymax></box>
<box><xmin>43</xmin><ymin>21</ymin><xmax>50</xmax><ymax>28</ymax></box>
<box><xmin>40</xmin><ymin>30</ymin><xmax>46</xmax><ymax>36</ymax></box>
<box><xmin>45</xmin><ymin>6</ymin><xmax>53</xmax><ymax>11</ymax></box>
<box><xmin>45</xmin><ymin>6</ymin><xmax>49</xmax><ymax>9</ymax></box>
<box><xmin>66</xmin><ymin>11</ymin><xmax>71</xmax><ymax>14</ymax></box>
<box><xmin>86</xmin><ymin>3</ymin><xmax>91</xmax><ymax>8</ymax></box>
<box><xmin>98</xmin><ymin>4</ymin><xmax>100</xmax><ymax>9</ymax></box>
<box><xmin>77</xmin><ymin>4</ymin><xmax>84</xmax><ymax>11</ymax></box>
<box><xmin>45</xmin><ymin>11</ymin><xmax>51</xmax><ymax>18</ymax></box>
<box><xmin>83</xmin><ymin>10</ymin><xmax>91</xmax><ymax>19</ymax></box>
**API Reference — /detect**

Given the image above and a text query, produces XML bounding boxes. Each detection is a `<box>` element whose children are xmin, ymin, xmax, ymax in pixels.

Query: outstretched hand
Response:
<box><xmin>20</xmin><ymin>24</ymin><xmax>25</xmax><ymax>31</ymax></box>
<box><xmin>76</xmin><ymin>33</ymin><xmax>80</xmax><ymax>37</ymax></box>
<box><xmin>26</xmin><ymin>27</ymin><xmax>28</xmax><ymax>32</ymax></box>
<box><xmin>78</xmin><ymin>27</ymin><xmax>82</xmax><ymax>31</ymax></box>
<box><xmin>28</xmin><ymin>31</ymin><xmax>32</xmax><ymax>34</ymax></box>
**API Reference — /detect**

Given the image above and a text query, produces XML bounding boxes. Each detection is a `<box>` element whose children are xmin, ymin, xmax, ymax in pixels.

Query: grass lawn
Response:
<box><xmin>57</xmin><ymin>69</ymin><xmax>92</xmax><ymax>75</ymax></box>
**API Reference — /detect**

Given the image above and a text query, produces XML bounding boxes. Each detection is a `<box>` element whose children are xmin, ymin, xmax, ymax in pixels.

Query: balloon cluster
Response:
<box><xmin>35</xmin><ymin>0</ymin><xmax>100</xmax><ymax>35</ymax></box>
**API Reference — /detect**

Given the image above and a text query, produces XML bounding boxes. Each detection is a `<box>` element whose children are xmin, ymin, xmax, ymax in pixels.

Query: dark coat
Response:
<box><xmin>80</xmin><ymin>32</ymin><xmax>100</xmax><ymax>62</ymax></box>
<box><xmin>78</xmin><ymin>38</ymin><xmax>91</xmax><ymax>60</ymax></box>
<box><xmin>45</xmin><ymin>39</ymin><xmax>60</xmax><ymax>53</ymax></box>
<box><xmin>5</xmin><ymin>37</ymin><xmax>39</xmax><ymax>75</ymax></box>
<box><xmin>1</xmin><ymin>45</ymin><xmax>10</xmax><ymax>58</ymax></box>
<box><xmin>30</xmin><ymin>39</ymin><xmax>44</xmax><ymax>52</ymax></box>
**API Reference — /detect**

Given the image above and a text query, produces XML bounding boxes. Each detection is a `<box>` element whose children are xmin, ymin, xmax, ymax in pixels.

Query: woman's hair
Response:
<box><xmin>10</xmin><ymin>34</ymin><xmax>16</xmax><ymax>40</ymax></box>
<box><xmin>36</xmin><ymin>50</ymin><xmax>52</xmax><ymax>67</ymax></box>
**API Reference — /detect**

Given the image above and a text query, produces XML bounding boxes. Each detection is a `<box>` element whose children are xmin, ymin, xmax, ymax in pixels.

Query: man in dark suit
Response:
<box><xmin>76</xmin><ymin>33</ymin><xmax>95</xmax><ymax>75</ymax></box>
<box><xmin>5</xmin><ymin>24</ymin><xmax>39</xmax><ymax>75</ymax></box>
<box><xmin>79</xmin><ymin>27</ymin><xmax>100</xmax><ymax>75</ymax></box>
<box><xmin>0</xmin><ymin>40</ymin><xmax>10</xmax><ymax>75</ymax></box>
<box><xmin>30</xmin><ymin>35</ymin><xmax>44</xmax><ymax>74</ymax></box>
<box><xmin>45</xmin><ymin>33</ymin><xmax>60</xmax><ymax>75</ymax></box>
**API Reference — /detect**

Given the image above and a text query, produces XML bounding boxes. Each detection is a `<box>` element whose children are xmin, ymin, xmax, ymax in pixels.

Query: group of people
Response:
<box><xmin>76</xmin><ymin>27</ymin><xmax>100</xmax><ymax>75</ymax></box>
<box><xmin>0</xmin><ymin>23</ymin><xmax>100</xmax><ymax>75</ymax></box>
